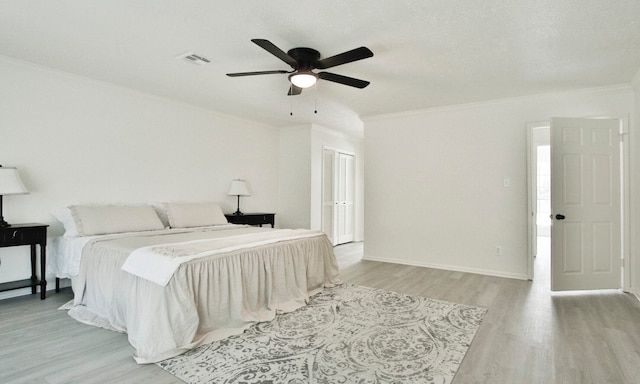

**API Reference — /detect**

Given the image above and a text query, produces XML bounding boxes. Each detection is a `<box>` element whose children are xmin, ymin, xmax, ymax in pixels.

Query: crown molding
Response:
<box><xmin>362</xmin><ymin>84</ymin><xmax>634</xmax><ymax>123</ymax></box>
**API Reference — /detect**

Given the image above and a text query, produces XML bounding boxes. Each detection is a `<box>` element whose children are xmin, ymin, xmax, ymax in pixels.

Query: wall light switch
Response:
<box><xmin>503</xmin><ymin>178</ymin><xmax>511</xmax><ymax>187</ymax></box>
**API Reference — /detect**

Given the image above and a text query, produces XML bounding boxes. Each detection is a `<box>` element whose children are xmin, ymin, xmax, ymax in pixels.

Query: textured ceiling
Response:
<box><xmin>2</xmin><ymin>0</ymin><xmax>640</xmax><ymax>137</ymax></box>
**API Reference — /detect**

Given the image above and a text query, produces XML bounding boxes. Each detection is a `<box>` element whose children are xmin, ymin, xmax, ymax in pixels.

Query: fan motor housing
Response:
<box><xmin>287</xmin><ymin>47</ymin><xmax>320</xmax><ymax>69</ymax></box>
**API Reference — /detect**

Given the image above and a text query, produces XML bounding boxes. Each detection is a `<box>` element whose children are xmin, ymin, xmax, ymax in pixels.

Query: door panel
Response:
<box><xmin>336</xmin><ymin>152</ymin><xmax>355</xmax><ymax>244</ymax></box>
<box><xmin>562</xmin><ymin>154</ymin><xmax>582</xmax><ymax>204</ymax></box>
<box><xmin>551</xmin><ymin>117</ymin><xmax>621</xmax><ymax>291</ymax></box>
<box><xmin>592</xmin><ymin>222</ymin><xmax>613</xmax><ymax>272</ymax></box>
<box><xmin>592</xmin><ymin>155</ymin><xmax>611</xmax><ymax>203</ymax></box>
<box><xmin>561</xmin><ymin>222</ymin><xmax>582</xmax><ymax>273</ymax></box>
<box><xmin>322</xmin><ymin>149</ymin><xmax>336</xmax><ymax>244</ymax></box>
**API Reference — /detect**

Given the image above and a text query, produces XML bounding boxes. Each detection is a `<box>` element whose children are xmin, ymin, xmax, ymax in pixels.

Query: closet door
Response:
<box><xmin>322</xmin><ymin>149</ymin><xmax>336</xmax><ymax>244</ymax></box>
<box><xmin>322</xmin><ymin>149</ymin><xmax>355</xmax><ymax>245</ymax></box>
<box><xmin>336</xmin><ymin>152</ymin><xmax>355</xmax><ymax>244</ymax></box>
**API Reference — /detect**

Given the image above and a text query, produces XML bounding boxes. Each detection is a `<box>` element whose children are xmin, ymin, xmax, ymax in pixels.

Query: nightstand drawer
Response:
<box><xmin>243</xmin><ymin>215</ymin><xmax>271</xmax><ymax>225</ymax></box>
<box><xmin>0</xmin><ymin>225</ymin><xmax>47</xmax><ymax>247</ymax></box>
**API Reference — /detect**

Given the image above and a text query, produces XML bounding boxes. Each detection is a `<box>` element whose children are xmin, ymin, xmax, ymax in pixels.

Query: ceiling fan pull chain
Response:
<box><xmin>314</xmin><ymin>83</ymin><xmax>318</xmax><ymax>114</ymax></box>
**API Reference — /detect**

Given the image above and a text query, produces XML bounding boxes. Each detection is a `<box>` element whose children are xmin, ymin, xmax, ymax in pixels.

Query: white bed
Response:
<box><xmin>49</xmin><ymin>203</ymin><xmax>341</xmax><ymax>363</ymax></box>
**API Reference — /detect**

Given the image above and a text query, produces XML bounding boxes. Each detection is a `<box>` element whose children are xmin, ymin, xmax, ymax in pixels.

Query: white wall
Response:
<box><xmin>364</xmin><ymin>86</ymin><xmax>635</xmax><ymax>280</ymax></box>
<box><xmin>0</xmin><ymin>57</ymin><xmax>280</xmax><ymax>297</ymax></box>
<box><xmin>278</xmin><ymin>125</ymin><xmax>312</xmax><ymax>229</ymax></box>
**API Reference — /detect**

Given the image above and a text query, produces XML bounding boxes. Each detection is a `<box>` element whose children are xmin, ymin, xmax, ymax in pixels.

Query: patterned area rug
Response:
<box><xmin>157</xmin><ymin>284</ymin><xmax>487</xmax><ymax>384</ymax></box>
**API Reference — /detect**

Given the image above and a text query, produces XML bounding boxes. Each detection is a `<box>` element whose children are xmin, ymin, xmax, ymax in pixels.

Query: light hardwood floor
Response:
<box><xmin>1</xmin><ymin>238</ymin><xmax>639</xmax><ymax>383</ymax></box>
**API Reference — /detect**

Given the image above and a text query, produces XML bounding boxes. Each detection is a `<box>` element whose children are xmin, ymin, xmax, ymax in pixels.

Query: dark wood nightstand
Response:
<box><xmin>0</xmin><ymin>223</ymin><xmax>48</xmax><ymax>299</ymax></box>
<box><xmin>225</xmin><ymin>213</ymin><xmax>275</xmax><ymax>228</ymax></box>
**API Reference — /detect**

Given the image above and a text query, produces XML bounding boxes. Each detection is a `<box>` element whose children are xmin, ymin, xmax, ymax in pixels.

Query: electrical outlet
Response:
<box><xmin>495</xmin><ymin>246</ymin><xmax>502</xmax><ymax>256</ymax></box>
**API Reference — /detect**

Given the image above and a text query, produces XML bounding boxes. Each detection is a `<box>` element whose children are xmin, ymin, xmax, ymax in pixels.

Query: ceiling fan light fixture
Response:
<box><xmin>289</xmin><ymin>72</ymin><xmax>318</xmax><ymax>88</ymax></box>
<box><xmin>228</xmin><ymin>40</ymin><xmax>373</xmax><ymax>95</ymax></box>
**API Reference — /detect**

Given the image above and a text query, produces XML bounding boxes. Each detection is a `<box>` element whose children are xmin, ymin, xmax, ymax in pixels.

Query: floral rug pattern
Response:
<box><xmin>157</xmin><ymin>284</ymin><xmax>487</xmax><ymax>384</ymax></box>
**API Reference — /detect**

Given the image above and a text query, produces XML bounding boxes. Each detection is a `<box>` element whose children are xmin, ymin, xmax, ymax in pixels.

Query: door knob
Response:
<box><xmin>555</xmin><ymin>214</ymin><xmax>566</xmax><ymax>220</ymax></box>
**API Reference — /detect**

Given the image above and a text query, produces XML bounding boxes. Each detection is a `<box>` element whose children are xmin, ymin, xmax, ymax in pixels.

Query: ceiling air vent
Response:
<box><xmin>176</xmin><ymin>52</ymin><xmax>211</xmax><ymax>65</ymax></box>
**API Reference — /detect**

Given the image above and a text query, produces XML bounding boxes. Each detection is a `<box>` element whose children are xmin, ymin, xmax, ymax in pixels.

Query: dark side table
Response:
<box><xmin>225</xmin><ymin>213</ymin><xmax>275</xmax><ymax>228</ymax></box>
<box><xmin>0</xmin><ymin>223</ymin><xmax>48</xmax><ymax>299</ymax></box>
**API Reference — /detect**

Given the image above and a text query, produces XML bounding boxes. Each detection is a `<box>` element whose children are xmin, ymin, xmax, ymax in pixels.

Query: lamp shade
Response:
<box><xmin>0</xmin><ymin>167</ymin><xmax>29</xmax><ymax>195</ymax></box>
<box><xmin>228</xmin><ymin>179</ymin><xmax>250</xmax><ymax>196</ymax></box>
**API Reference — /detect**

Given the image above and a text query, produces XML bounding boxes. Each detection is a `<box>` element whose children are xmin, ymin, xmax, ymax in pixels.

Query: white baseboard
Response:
<box><xmin>0</xmin><ymin>287</ymin><xmax>33</xmax><ymax>300</ymax></box>
<box><xmin>0</xmin><ymin>278</ymin><xmax>71</xmax><ymax>301</ymax></box>
<box><xmin>362</xmin><ymin>255</ymin><xmax>529</xmax><ymax>281</ymax></box>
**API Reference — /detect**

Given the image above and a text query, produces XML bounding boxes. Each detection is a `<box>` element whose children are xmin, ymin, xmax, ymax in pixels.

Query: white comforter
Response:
<box><xmin>122</xmin><ymin>228</ymin><xmax>328</xmax><ymax>286</ymax></box>
<box><xmin>54</xmin><ymin>226</ymin><xmax>341</xmax><ymax>363</ymax></box>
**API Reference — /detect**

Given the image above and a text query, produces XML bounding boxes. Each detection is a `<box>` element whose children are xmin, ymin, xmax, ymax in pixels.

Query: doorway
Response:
<box><xmin>527</xmin><ymin>118</ymin><xmax>626</xmax><ymax>291</ymax></box>
<box><xmin>527</xmin><ymin>123</ymin><xmax>551</xmax><ymax>281</ymax></box>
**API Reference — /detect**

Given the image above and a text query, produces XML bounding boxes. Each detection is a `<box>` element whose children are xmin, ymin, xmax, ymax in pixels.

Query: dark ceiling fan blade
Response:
<box><xmin>226</xmin><ymin>70</ymin><xmax>290</xmax><ymax>77</ymax></box>
<box><xmin>288</xmin><ymin>85</ymin><xmax>303</xmax><ymax>96</ymax></box>
<box><xmin>318</xmin><ymin>72</ymin><xmax>370</xmax><ymax>88</ymax></box>
<box><xmin>251</xmin><ymin>39</ymin><xmax>298</xmax><ymax>69</ymax></box>
<box><xmin>315</xmin><ymin>47</ymin><xmax>373</xmax><ymax>69</ymax></box>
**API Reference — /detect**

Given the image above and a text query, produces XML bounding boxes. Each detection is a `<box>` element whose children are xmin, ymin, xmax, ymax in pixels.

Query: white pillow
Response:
<box><xmin>164</xmin><ymin>202</ymin><xmax>228</xmax><ymax>228</ymax></box>
<box><xmin>151</xmin><ymin>203</ymin><xmax>171</xmax><ymax>228</ymax></box>
<box><xmin>69</xmin><ymin>205</ymin><xmax>165</xmax><ymax>236</ymax></box>
<box><xmin>53</xmin><ymin>207</ymin><xmax>79</xmax><ymax>238</ymax></box>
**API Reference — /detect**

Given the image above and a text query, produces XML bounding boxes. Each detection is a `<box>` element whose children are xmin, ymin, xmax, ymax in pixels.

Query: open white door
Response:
<box><xmin>550</xmin><ymin>117</ymin><xmax>621</xmax><ymax>291</ymax></box>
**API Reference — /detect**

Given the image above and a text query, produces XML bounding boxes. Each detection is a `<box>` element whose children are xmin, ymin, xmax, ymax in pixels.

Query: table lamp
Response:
<box><xmin>228</xmin><ymin>179</ymin><xmax>250</xmax><ymax>216</ymax></box>
<box><xmin>0</xmin><ymin>165</ymin><xmax>29</xmax><ymax>227</ymax></box>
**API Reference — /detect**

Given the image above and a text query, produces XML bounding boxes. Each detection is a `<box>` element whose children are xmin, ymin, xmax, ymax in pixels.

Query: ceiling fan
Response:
<box><xmin>226</xmin><ymin>39</ymin><xmax>373</xmax><ymax>96</ymax></box>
